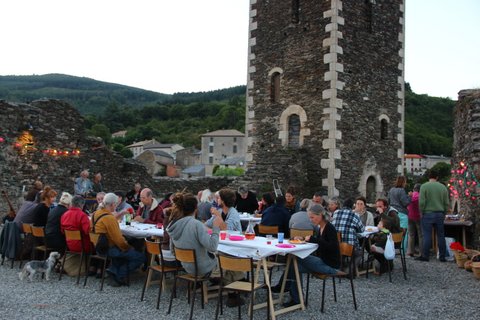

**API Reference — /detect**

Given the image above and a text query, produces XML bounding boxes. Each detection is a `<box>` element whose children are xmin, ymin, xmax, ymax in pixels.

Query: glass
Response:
<box><xmin>277</xmin><ymin>232</ymin><xmax>284</xmax><ymax>243</ymax></box>
<box><xmin>220</xmin><ymin>231</ymin><xmax>227</xmax><ymax>240</ymax></box>
<box><xmin>266</xmin><ymin>234</ymin><xmax>273</xmax><ymax>245</ymax></box>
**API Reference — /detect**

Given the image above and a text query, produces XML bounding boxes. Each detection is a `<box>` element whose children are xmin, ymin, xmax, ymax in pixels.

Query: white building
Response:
<box><xmin>201</xmin><ymin>129</ymin><xmax>245</xmax><ymax>176</ymax></box>
<box><xmin>404</xmin><ymin>154</ymin><xmax>451</xmax><ymax>176</ymax></box>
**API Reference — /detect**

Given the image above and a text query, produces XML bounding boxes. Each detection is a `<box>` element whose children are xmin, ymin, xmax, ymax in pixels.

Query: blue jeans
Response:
<box><xmin>287</xmin><ymin>255</ymin><xmax>338</xmax><ymax>303</ymax></box>
<box><xmin>107</xmin><ymin>246</ymin><xmax>146</xmax><ymax>281</ymax></box>
<box><xmin>421</xmin><ymin>212</ymin><xmax>446</xmax><ymax>260</ymax></box>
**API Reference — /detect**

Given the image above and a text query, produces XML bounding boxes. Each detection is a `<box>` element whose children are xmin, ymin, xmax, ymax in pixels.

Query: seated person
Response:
<box><xmin>235</xmin><ymin>185</ymin><xmax>259</xmax><ymax>215</ymax></box>
<box><xmin>197</xmin><ymin>189</ymin><xmax>213</xmax><ymax>222</ymax></box>
<box><xmin>126</xmin><ymin>183</ymin><xmax>142</xmax><ymax>211</ymax></box>
<box><xmin>74</xmin><ymin>170</ymin><xmax>93</xmax><ymax>197</ymax></box>
<box><xmin>284</xmin><ymin>187</ymin><xmax>301</xmax><ymax>216</ymax></box>
<box><xmin>33</xmin><ymin>186</ymin><xmax>58</xmax><ymax>227</ymax></box>
<box><xmin>206</xmin><ymin>188</ymin><xmax>242</xmax><ymax>232</ymax></box>
<box><xmin>25</xmin><ymin>180</ymin><xmax>43</xmax><ymax>201</ymax></box>
<box><xmin>261</xmin><ymin>195</ymin><xmax>291</xmax><ymax>237</ymax></box>
<box><xmin>289</xmin><ymin>198</ymin><xmax>314</xmax><ymax>230</ymax></box>
<box><xmin>354</xmin><ymin>196</ymin><xmax>375</xmax><ymax>226</ymax></box>
<box><xmin>91</xmin><ymin>173</ymin><xmax>103</xmax><ymax>195</ymax></box>
<box><xmin>134</xmin><ymin>188</ymin><xmax>164</xmax><ymax>224</ymax></box>
<box><xmin>375</xmin><ymin>198</ymin><xmax>401</xmax><ymax>232</ymax></box>
<box><xmin>13</xmin><ymin>197</ymin><xmax>39</xmax><ymax>228</ymax></box>
<box><xmin>370</xmin><ymin>217</ymin><xmax>398</xmax><ymax>274</ymax></box>
<box><xmin>91</xmin><ymin>193</ymin><xmax>145</xmax><ymax>286</ymax></box>
<box><xmin>113</xmin><ymin>191</ymin><xmax>133</xmax><ymax>221</ymax></box>
<box><xmin>45</xmin><ymin>192</ymin><xmax>73</xmax><ymax>253</ymax></box>
<box><xmin>284</xmin><ymin>204</ymin><xmax>346</xmax><ymax>306</ymax></box>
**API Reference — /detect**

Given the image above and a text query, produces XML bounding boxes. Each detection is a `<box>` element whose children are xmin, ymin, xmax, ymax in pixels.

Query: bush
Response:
<box><xmin>213</xmin><ymin>167</ymin><xmax>245</xmax><ymax>177</ymax></box>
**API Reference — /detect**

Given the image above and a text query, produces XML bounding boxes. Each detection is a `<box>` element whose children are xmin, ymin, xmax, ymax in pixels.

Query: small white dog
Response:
<box><xmin>19</xmin><ymin>252</ymin><xmax>61</xmax><ymax>281</ymax></box>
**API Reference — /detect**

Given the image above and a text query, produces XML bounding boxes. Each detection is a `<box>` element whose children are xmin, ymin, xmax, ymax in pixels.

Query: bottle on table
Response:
<box><xmin>245</xmin><ymin>220</ymin><xmax>256</xmax><ymax>240</ymax></box>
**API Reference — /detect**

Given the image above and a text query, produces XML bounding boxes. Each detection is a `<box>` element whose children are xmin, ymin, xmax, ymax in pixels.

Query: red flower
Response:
<box><xmin>449</xmin><ymin>242</ymin><xmax>465</xmax><ymax>252</ymax></box>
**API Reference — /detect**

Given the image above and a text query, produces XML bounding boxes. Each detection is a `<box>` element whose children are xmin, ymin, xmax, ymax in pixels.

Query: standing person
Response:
<box><xmin>284</xmin><ymin>187</ymin><xmax>300</xmax><ymax>215</ymax></box>
<box><xmin>133</xmin><ymin>188</ymin><xmax>164</xmax><ymax>224</ymax></box>
<box><xmin>235</xmin><ymin>185</ymin><xmax>258</xmax><ymax>214</ymax></box>
<box><xmin>207</xmin><ymin>188</ymin><xmax>242</xmax><ymax>232</ymax></box>
<box><xmin>416</xmin><ymin>171</ymin><xmax>449</xmax><ymax>262</ymax></box>
<box><xmin>45</xmin><ymin>192</ymin><xmax>73</xmax><ymax>253</ymax></box>
<box><xmin>33</xmin><ymin>186</ymin><xmax>57</xmax><ymax>227</ymax></box>
<box><xmin>74</xmin><ymin>170</ymin><xmax>93</xmax><ymax>197</ymax></box>
<box><xmin>388</xmin><ymin>176</ymin><xmax>411</xmax><ymax>250</ymax></box>
<box><xmin>126</xmin><ymin>183</ymin><xmax>142</xmax><ymax>211</ymax></box>
<box><xmin>407</xmin><ymin>184</ymin><xmax>423</xmax><ymax>257</ymax></box>
<box><xmin>91</xmin><ymin>193</ymin><xmax>145</xmax><ymax>286</ymax></box>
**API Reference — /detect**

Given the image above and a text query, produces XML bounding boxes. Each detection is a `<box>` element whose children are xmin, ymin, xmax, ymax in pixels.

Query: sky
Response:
<box><xmin>0</xmin><ymin>0</ymin><xmax>478</xmax><ymax>99</ymax></box>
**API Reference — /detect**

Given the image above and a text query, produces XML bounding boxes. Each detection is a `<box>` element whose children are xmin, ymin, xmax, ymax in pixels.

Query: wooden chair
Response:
<box><xmin>18</xmin><ymin>223</ymin><xmax>34</xmax><ymax>268</ymax></box>
<box><xmin>167</xmin><ymin>247</ymin><xmax>212</xmax><ymax>320</ymax></box>
<box><xmin>257</xmin><ymin>224</ymin><xmax>278</xmax><ymax>236</ymax></box>
<box><xmin>59</xmin><ymin>230</ymin><xmax>88</xmax><ymax>285</ymax></box>
<box><xmin>305</xmin><ymin>242</ymin><xmax>357</xmax><ymax>313</ymax></box>
<box><xmin>31</xmin><ymin>226</ymin><xmax>54</xmax><ymax>261</ymax></box>
<box><xmin>84</xmin><ymin>232</ymin><xmax>109</xmax><ymax>290</ymax></box>
<box><xmin>388</xmin><ymin>230</ymin><xmax>407</xmax><ymax>282</ymax></box>
<box><xmin>290</xmin><ymin>228</ymin><xmax>314</xmax><ymax>239</ymax></box>
<box><xmin>215</xmin><ymin>254</ymin><xmax>270</xmax><ymax>320</ymax></box>
<box><xmin>141</xmin><ymin>239</ymin><xmax>183</xmax><ymax>309</ymax></box>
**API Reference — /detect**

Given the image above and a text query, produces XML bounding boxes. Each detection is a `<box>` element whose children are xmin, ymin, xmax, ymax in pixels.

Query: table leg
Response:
<box><xmin>462</xmin><ymin>226</ymin><xmax>467</xmax><ymax>248</ymax></box>
<box><xmin>292</xmin><ymin>257</ymin><xmax>305</xmax><ymax>310</ymax></box>
<box><xmin>261</xmin><ymin>258</ymin><xmax>276</xmax><ymax>320</ymax></box>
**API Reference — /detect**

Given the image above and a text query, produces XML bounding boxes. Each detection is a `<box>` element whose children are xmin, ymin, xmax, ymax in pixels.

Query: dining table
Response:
<box><xmin>217</xmin><ymin>234</ymin><xmax>318</xmax><ymax>319</ymax></box>
<box><xmin>119</xmin><ymin>222</ymin><xmax>164</xmax><ymax>238</ymax></box>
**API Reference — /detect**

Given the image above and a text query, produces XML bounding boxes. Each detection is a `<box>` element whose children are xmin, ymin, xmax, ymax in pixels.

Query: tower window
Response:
<box><xmin>270</xmin><ymin>72</ymin><xmax>281</xmax><ymax>103</ymax></box>
<box><xmin>380</xmin><ymin>119</ymin><xmax>388</xmax><ymax>140</ymax></box>
<box><xmin>292</xmin><ymin>0</ymin><xmax>300</xmax><ymax>24</ymax></box>
<box><xmin>233</xmin><ymin>145</ymin><xmax>237</xmax><ymax>154</ymax></box>
<box><xmin>288</xmin><ymin>114</ymin><xmax>300</xmax><ymax>148</ymax></box>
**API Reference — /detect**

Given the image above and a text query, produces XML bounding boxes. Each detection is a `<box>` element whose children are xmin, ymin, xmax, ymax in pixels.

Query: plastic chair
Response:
<box><xmin>167</xmin><ymin>247</ymin><xmax>212</xmax><ymax>320</ymax></box>
<box><xmin>305</xmin><ymin>242</ymin><xmax>357</xmax><ymax>313</ymax></box>
<box><xmin>59</xmin><ymin>230</ymin><xmax>88</xmax><ymax>284</ymax></box>
<box><xmin>141</xmin><ymin>239</ymin><xmax>183</xmax><ymax>309</ymax></box>
<box><xmin>215</xmin><ymin>254</ymin><xmax>270</xmax><ymax>320</ymax></box>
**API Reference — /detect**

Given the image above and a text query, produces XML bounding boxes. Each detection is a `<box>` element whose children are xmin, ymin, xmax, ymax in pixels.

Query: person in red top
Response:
<box><xmin>61</xmin><ymin>196</ymin><xmax>92</xmax><ymax>253</ymax></box>
<box><xmin>407</xmin><ymin>183</ymin><xmax>423</xmax><ymax>257</ymax></box>
<box><xmin>133</xmin><ymin>188</ymin><xmax>164</xmax><ymax>224</ymax></box>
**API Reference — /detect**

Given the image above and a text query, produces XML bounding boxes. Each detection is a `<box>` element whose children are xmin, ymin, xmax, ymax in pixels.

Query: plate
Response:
<box><xmin>288</xmin><ymin>239</ymin><xmax>306</xmax><ymax>245</ymax></box>
<box><xmin>229</xmin><ymin>235</ymin><xmax>245</xmax><ymax>241</ymax></box>
<box><xmin>276</xmin><ymin>243</ymin><xmax>296</xmax><ymax>248</ymax></box>
<box><xmin>365</xmin><ymin>227</ymin><xmax>379</xmax><ymax>233</ymax></box>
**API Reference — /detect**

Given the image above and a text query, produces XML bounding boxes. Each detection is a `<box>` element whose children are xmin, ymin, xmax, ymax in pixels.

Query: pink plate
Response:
<box><xmin>276</xmin><ymin>243</ymin><xmax>296</xmax><ymax>248</ymax></box>
<box><xmin>229</xmin><ymin>235</ymin><xmax>245</xmax><ymax>241</ymax></box>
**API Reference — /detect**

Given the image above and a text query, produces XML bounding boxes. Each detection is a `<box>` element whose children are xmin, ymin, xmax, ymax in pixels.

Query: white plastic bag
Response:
<box><xmin>384</xmin><ymin>233</ymin><xmax>395</xmax><ymax>260</ymax></box>
<box><xmin>438</xmin><ymin>237</ymin><xmax>455</xmax><ymax>261</ymax></box>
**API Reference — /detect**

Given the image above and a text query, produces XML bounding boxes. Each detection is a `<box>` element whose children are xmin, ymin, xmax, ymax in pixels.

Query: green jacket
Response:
<box><xmin>419</xmin><ymin>180</ymin><xmax>449</xmax><ymax>214</ymax></box>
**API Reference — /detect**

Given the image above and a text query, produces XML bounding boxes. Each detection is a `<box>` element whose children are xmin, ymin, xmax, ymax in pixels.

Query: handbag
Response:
<box><xmin>384</xmin><ymin>233</ymin><xmax>395</xmax><ymax>260</ymax></box>
<box><xmin>92</xmin><ymin>213</ymin><xmax>109</xmax><ymax>256</ymax></box>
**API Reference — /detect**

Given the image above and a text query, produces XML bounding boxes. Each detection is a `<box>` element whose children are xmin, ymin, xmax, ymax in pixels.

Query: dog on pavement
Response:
<box><xmin>19</xmin><ymin>252</ymin><xmax>61</xmax><ymax>281</ymax></box>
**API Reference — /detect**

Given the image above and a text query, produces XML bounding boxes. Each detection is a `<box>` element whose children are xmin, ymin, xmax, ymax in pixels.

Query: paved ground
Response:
<box><xmin>0</xmin><ymin>255</ymin><xmax>479</xmax><ymax>319</ymax></box>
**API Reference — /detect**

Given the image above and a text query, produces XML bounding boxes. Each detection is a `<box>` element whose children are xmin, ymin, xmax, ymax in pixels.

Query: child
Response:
<box><xmin>370</xmin><ymin>217</ymin><xmax>394</xmax><ymax>274</ymax></box>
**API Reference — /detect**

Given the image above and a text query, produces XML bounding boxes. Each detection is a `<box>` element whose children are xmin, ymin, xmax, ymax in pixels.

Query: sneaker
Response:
<box><xmin>226</xmin><ymin>293</ymin><xmax>245</xmax><ymax>308</ymax></box>
<box><xmin>414</xmin><ymin>256</ymin><xmax>429</xmax><ymax>262</ymax></box>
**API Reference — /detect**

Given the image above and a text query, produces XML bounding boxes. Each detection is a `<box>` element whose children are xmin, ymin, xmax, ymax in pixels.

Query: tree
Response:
<box><xmin>89</xmin><ymin>124</ymin><xmax>111</xmax><ymax>144</ymax></box>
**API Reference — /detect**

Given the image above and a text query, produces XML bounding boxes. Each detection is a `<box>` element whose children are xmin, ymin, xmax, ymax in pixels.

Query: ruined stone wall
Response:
<box><xmin>245</xmin><ymin>0</ymin><xmax>403</xmax><ymax>199</ymax></box>
<box><xmin>0</xmin><ymin>100</ymin><xmax>236</xmax><ymax>215</ymax></box>
<box><xmin>453</xmin><ymin>89</ymin><xmax>480</xmax><ymax>247</ymax></box>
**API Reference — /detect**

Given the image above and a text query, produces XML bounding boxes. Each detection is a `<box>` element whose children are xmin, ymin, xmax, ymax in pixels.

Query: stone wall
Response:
<box><xmin>452</xmin><ymin>89</ymin><xmax>480</xmax><ymax>247</ymax></box>
<box><xmin>244</xmin><ymin>0</ymin><xmax>403</xmax><ymax>200</ymax></box>
<box><xmin>0</xmin><ymin>100</ymin><xmax>237</xmax><ymax>215</ymax></box>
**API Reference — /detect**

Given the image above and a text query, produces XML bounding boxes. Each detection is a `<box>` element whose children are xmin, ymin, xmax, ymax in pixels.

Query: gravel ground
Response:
<box><xmin>1</xmin><ymin>255</ymin><xmax>479</xmax><ymax>320</ymax></box>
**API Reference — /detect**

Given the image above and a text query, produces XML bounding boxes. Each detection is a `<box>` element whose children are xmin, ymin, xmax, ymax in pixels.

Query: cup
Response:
<box><xmin>277</xmin><ymin>232</ymin><xmax>284</xmax><ymax>244</ymax></box>
<box><xmin>266</xmin><ymin>234</ymin><xmax>273</xmax><ymax>245</ymax></box>
<box><xmin>156</xmin><ymin>223</ymin><xmax>163</xmax><ymax>229</ymax></box>
<box><xmin>220</xmin><ymin>231</ymin><xmax>227</xmax><ymax>240</ymax></box>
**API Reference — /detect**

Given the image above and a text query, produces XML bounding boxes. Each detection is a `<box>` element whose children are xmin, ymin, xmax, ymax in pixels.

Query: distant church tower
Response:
<box><xmin>245</xmin><ymin>0</ymin><xmax>405</xmax><ymax>201</ymax></box>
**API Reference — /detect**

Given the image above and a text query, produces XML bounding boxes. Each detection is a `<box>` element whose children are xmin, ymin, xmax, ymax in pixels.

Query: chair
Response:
<box><xmin>141</xmin><ymin>239</ymin><xmax>183</xmax><ymax>309</ymax></box>
<box><xmin>167</xmin><ymin>247</ymin><xmax>212</xmax><ymax>320</ymax></box>
<box><xmin>257</xmin><ymin>224</ymin><xmax>278</xmax><ymax>236</ymax></box>
<box><xmin>290</xmin><ymin>228</ymin><xmax>314</xmax><ymax>239</ymax></box>
<box><xmin>31</xmin><ymin>226</ymin><xmax>54</xmax><ymax>261</ymax></box>
<box><xmin>18</xmin><ymin>223</ymin><xmax>33</xmax><ymax>268</ymax></box>
<box><xmin>84</xmin><ymin>232</ymin><xmax>109</xmax><ymax>291</ymax></box>
<box><xmin>215</xmin><ymin>254</ymin><xmax>270</xmax><ymax>320</ymax></box>
<box><xmin>305</xmin><ymin>242</ymin><xmax>357</xmax><ymax>313</ymax></box>
<box><xmin>59</xmin><ymin>230</ymin><xmax>88</xmax><ymax>285</ymax></box>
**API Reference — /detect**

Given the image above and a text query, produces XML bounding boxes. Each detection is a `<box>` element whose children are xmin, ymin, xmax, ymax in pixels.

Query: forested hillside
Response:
<box><xmin>0</xmin><ymin>74</ymin><xmax>454</xmax><ymax>155</ymax></box>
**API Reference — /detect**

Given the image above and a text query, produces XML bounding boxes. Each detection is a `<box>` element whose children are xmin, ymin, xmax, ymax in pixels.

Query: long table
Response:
<box><xmin>218</xmin><ymin>235</ymin><xmax>317</xmax><ymax>319</ymax></box>
<box><xmin>119</xmin><ymin>222</ymin><xmax>164</xmax><ymax>238</ymax></box>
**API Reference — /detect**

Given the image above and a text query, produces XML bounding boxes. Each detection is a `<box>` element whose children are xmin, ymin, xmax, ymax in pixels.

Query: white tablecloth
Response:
<box><xmin>218</xmin><ymin>236</ymin><xmax>317</xmax><ymax>259</ymax></box>
<box><xmin>120</xmin><ymin>222</ymin><xmax>164</xmax><ymax>238</ymax></box>
<box><xmin>239</xmin><ymin>214</ymin><xmax>261</xmax><ymax>223</ymax></box>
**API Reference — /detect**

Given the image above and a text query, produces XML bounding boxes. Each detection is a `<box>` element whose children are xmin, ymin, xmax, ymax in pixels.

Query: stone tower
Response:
<box><xmin>244</xmin><ymin>0</ymin><xmax>405</xmax><ymax>200</ymax></box>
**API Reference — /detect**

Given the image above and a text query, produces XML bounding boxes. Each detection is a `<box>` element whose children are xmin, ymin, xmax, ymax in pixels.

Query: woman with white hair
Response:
<box><xmin>45</xmin><ymin>192</ymin><xmax>73</xmax><ymax>253</ymax></box>
<box><xmin>90</xmin><ymin>193</ymin><xmax>145</xmax><ymax>287</ymax></box>
<box><xmin>197</xmin><ymin>188</ymin><xmax>213</xmax><ymax>222</ymax></box>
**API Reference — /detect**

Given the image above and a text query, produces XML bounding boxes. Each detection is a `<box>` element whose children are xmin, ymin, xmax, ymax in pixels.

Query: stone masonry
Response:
<box><xmin>452</xmin><ymin>89</ymin><xmax>480</xmax><ymax>247</ymax></box>
<box><xmin>245</xmin><ymin>0</ymin><xmax>404</xmax><ymax>199</ymax></box>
